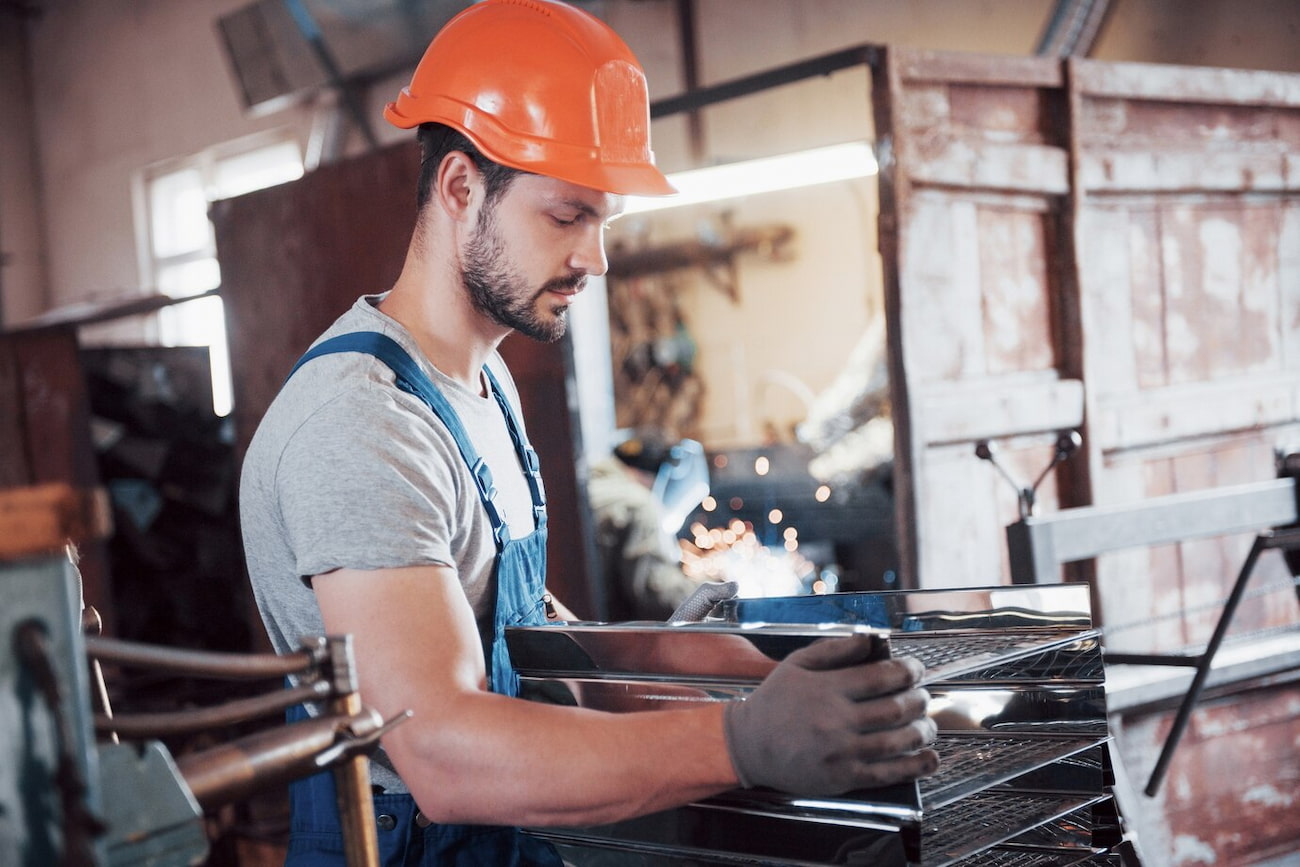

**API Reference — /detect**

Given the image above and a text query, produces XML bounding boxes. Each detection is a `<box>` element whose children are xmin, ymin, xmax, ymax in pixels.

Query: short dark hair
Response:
<box><xmin>417</xmin><ymin>123</ymin><xmax>522</xmax><ymax>209</ymax></box>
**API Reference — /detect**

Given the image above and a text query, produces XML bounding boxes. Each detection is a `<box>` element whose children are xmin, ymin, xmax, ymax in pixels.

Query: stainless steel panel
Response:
<box><xmin>509</xmin><ymin>587</ymin><xmax>1121</xmax><ymax>865</ymax></box>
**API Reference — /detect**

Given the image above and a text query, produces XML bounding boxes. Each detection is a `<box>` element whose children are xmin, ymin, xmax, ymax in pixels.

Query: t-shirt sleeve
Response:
<box><xmin>273</xmin><ymin>382</ymin><xmax>462</xmax><ymax>581</ymax></box>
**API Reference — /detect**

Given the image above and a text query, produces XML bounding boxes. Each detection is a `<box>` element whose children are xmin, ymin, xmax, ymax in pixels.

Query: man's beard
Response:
<box><xmin>461</xmin><ymin>203</ymin><xmax>585</xmax><ymax>343</ymax></box>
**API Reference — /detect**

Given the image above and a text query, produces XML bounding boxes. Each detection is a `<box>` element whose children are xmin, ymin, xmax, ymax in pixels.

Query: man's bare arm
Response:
<box><xmin>314</xmin><ymin>564</ymin><xmax>738</xmax><ymax>827</ymax></box>
<box><xmin>314</xmin><ymin>565</ymin><xmax>937</xmax><ymax>828</ymax></box>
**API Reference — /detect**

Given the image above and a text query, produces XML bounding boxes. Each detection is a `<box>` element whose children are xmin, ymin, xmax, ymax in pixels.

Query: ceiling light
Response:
<box><xmin>623</xmin><ymin>141</ymin><xmax>877</xmax><ymax>215</ymax></box>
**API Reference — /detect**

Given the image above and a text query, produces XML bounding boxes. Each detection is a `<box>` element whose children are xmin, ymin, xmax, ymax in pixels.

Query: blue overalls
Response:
<box><xmin>282</xmin><ymin>332</ymin><xmax>564</xmax><ymax>866</ymax></box>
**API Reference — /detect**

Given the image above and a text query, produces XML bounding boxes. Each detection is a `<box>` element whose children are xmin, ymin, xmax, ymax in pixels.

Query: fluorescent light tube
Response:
<box><xmin>623</xmin><ymin>141</ymin><xmax>877</xmax><ymax>215</ymax></box>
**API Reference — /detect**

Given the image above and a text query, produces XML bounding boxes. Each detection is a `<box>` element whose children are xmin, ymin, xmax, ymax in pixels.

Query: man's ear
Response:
<box><xmin>434</xmin><ymin>150</ymin><xmax>479</xmax><ymax>220</ymax></box>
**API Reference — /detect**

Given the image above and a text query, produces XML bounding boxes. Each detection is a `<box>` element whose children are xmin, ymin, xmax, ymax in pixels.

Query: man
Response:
<box><xmin>239</xmin><ymin>1</ymin><xmax>938</xmax><ymax>864</ymax></box>
<box><xmin>589</xmin><ymin>431</ymin><xmax>707</xmax><ymax>620</ymax></box>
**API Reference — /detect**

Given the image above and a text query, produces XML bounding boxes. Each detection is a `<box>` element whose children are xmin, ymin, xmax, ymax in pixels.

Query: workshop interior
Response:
<box><xmin>2</xmin><ymin>0</ymin><xmax>1300</xmax><ymax>865</ymax></box>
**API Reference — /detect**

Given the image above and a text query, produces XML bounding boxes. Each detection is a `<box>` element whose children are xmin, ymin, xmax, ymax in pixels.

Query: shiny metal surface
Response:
<box><xmin>509</xmin><ymin>587</ymin><xmax>1120</xmax><ymax>866</ymax></box>
<box><xmin>507</xmin><ymin>621</ymin><xmax>889</xmax><ymax>684</ymax></box>
<box><xmin>716</xmin><ymin>585</ymin><xmax>1093</xmax><ymax>632</ymax></box>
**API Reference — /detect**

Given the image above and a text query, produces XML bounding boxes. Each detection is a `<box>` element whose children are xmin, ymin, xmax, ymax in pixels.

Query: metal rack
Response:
<box><xmin>508</xmin><ymin>584</ymin><xmax>1129</xmax><ymax>866</ymax></box>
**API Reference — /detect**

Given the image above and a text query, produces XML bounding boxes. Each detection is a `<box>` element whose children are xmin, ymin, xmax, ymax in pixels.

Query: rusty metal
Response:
<box><xmin>93</xmin><ymin>680</ymin><xmax>331</xmax><ymax>738</ymax></box>
<box><xmin>87</xmin><ymin>634</ymin><xmax>321</xmax><ymax>680</ymax></box>
<box><xmin>176</xmin><ymin>709</ymin><xmax>375</xmax><ymax>810</ymax></box>
<box><xmin>324</xmin><ymin>635</ymin><xmax>380</xmax><ymax>867</ymax></box>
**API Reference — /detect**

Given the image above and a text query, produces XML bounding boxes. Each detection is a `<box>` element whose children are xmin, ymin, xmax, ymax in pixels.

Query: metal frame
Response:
<box><xmin>1004</xmin><ymin>475</ymin><xmax>1300</xmax><ymax>796</ymax></box>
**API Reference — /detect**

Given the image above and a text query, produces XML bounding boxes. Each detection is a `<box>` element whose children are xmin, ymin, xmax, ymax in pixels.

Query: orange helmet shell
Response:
<box><xmin>384</xmin><ymin>0</ymin><xmax>675</xmax><ymax>197</ymax></box>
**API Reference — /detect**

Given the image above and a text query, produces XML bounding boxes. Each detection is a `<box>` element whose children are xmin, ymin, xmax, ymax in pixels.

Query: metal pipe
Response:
<box><xmin>325</xmin><ymin>635</ymin><xmax>380</xmax><ymax>867</ymax></box>
<box><xmin>650</xmin><ymin>46</ymin><xmax>878</xmax><ymax>120</ymax></box>
<box><xmin>87</xmin><ymin>635</ymin><xmax>318</xmax><ymax>680</ymax></box>
<box><xmin>81</xmin><ymin>606</ymin><xmax>119</xmax><ymax>744</ymax></box>
<box><xmin>176</xmin><ymin>709</ymin><xmax>381</xmax><ymax>810</ymax></box>
<box><xmin>95</xmin><ymin>681</ymin><xmax>330</xmax><ymax>738</ymax></box>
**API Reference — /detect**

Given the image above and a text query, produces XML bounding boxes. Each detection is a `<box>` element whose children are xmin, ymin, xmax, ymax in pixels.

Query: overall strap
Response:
<box><xmin>287</xmin><ymin>331</ymin><xmax>513</xmax><ymax>548</ymax></box>
<box><xmin>482</xmin><ymin>366</ymin><xmax>547</xmax><ymax>531</ymax></box>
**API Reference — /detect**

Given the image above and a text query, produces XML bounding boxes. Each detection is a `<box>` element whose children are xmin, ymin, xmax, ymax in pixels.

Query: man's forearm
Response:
<box><xmin>385</xmin><ymin>692</ymin><xmax>736</xmax><ymax>827</ymax></box>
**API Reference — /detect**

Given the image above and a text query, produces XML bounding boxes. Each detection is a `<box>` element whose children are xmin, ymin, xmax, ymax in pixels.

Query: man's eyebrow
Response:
<box><xmin>556</xmin><ymin>198</ymin><xmax>601</xmax><ymax>218</ymax></box>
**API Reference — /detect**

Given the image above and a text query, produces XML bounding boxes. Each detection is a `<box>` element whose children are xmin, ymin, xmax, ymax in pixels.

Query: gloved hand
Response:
<box><xmin>668</xmin><ymin>581</ymin><xmax>739</xmax><ymax>623</ymax></box>
<box><xmin>723</xmin><ymin>634</ymin><xmax>938</xmax><ymax>795</ymax></box>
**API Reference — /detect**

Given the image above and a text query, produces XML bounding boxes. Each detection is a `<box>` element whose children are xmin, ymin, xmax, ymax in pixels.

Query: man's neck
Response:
<box><xmin>379</xmin><ymin>259</ymin><xmax>506</xmax><ymax>395</ymax></box>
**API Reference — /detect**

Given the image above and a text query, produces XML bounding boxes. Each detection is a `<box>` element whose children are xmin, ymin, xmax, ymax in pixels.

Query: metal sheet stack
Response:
<box><xmin>507</xmin><ymin>584</ymin><xmax>1127</xmax><ymax>866</ymax></box>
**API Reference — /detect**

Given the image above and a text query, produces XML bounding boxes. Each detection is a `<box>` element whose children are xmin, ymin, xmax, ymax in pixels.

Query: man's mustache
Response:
<box><xmin>538</xmin><ymin>273</ymin><xmax>587</xmax><ymax>296</ymax></box>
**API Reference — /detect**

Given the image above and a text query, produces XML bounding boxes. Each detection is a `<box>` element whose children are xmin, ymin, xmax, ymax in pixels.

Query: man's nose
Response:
<box><xmin>570</xmin><ymin>224</ymin><xmax>609</xmax><ymax>277</ymax></box>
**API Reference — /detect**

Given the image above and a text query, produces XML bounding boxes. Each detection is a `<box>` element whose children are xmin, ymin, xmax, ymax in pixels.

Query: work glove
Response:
<box><xmin>668</xmin><ymin>580</ymin><xmax>739</xmax><ymax>623</ymax></box>
<box><xmin>723</xmin><ymin>633</ymin><xmax>938</xmax><ymax>795</ymax></box>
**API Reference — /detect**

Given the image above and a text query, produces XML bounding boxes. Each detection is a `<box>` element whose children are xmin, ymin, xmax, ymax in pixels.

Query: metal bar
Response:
<box><xmin>82</xmin><ymin>606</ymin><xmax>119</xmax><ymax>744</ymax></box>
<box><xmin>1009</xmin><ymin>478</ymin><xmax>1298</xmax><ymax>579</ymax></box>
<box><xmin>282</xmin><ymin>0</ymin><xmax>378</xmax><ymax>151</ymax></box>
<box><xmin>95</xmin><ymin>681</ymin><xmax>330</xmax><ymax>738</ymax></box>
<box><xmin>674</xmin><ymin>0</ymin><xmax>704</xmax><ymax>161</ymax></box>
<box><xmin>1102</xmin><ymin>652</ymin><xmax>1198</xmax><ymax>667</ymax></box>
<box><xmin>5</xmin><ymin>288</ymin><xmax>221</xmax><ymax>334</ymax></box>
<box><xmin>177</xmin><ymin>713</ymin><xmax>348</xmax><ymax>810</ymax></box>
<box><xmin>650</xmin><ymin>46</ymin><xmax>877</xmax><ymax>119</ymax></box>
<box><xmin>331</xmin><ymin>690</ymin><xmax>379</xmax><ymax>867</ymax></box>
<box><xmin>88</xmin><ymin>635</ymin><xmax>318</xmax><ymax>679</ymax></box>
<box><xmin>325</xmin><ymin>635</ymin><xmax>379</xmax><ymax>867</ymax></box>
<box><xmin>1142</xmin><ymin>533</ymin><xmax>1269</xmax><ymax>795</ymax></box>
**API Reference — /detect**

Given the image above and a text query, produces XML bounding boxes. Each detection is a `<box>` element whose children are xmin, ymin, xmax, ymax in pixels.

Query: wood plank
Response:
<box><xmin>943</xmin><ymin>82</ymin><xmax>1054</xmax><ymax>142</ymax></box>
<box><xmin>1077</xmin><ymin>205</ymin><xmax>1139</xmax><ymax>393</ymax></box>
<box><xmin>916</xmin><ymin>442</ymin><xmax>1014</xmax><ymax>586</ymax></box>
<box><xmin>897</xmin><ymin>48</ymin><xmax>1062</xmax><ymax>88</ymax></box>
<box><xmin>1074</xmin><ymin>58</ymin><xmax>1300</xmax><ymax>107</ymax></box>
<box><xmin>900</xmin><ymin>195</ymin><xmax>985</xmax><ymax>383</ymax></box>
<box><xmin>1079</xmin><ymin>151</ymin><xmax>1295</xmax><ymax>193</ymax></box>
<box><xmin>916</xmin><ymin>375</ymin><xmax>1083</xmax><ymax>446</ymax></box>
<box><xmin>1161</xmin><ymin>201</ymin><xmax>1284</xmax><ymax>383</ymax></box>
<box><xmin>1113</xmin><ymin>689</ymin><xmax>1300</xmax><ymax>865</ymax></box>
<box><xmin>897</xmin><ymin>82</ymin><xmax>949</xmax><ymax>131</ymax></box>
<box><xmin>1095</xmin><ymin>372</ymin><xmax>1300</xmax><ymax>452</ymax></box>
<box><xmin>0</xmin><ymin>482</ymin><xmax>112</xmax><ymax>560</ymax></box>
<box><xmin>1127</xmin><ymin>207</ymin><xmax>1170</xmax><ymax>389</ymax></box>
<box><xmin>1079</xmin><ymin>97</ymin><xmax>1293</xmax><ymax>148</ymax></box>
<box><xmin>906</xmin><ymin>138</ymin><xmax>1069</xmax><ymax>194</ymax></box>
<box><xmin>1283</xmin><ymin>202</ymin><xmax>1300</xmax><ymax>371</ymax></box>
<box><xmin>977</xmin><ymin>205</ymin><xmax>1056</xmax><ymax>375</ymax></box>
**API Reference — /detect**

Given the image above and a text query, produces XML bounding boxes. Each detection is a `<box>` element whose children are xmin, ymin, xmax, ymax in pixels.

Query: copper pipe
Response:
<box><xmin>176</xmin><ymin>710</ymin><xmax>381</xmax><ymax>810</ymax></box>
<box><xmin>94</xmin><ymin>681</ymin><xmax>330</xmax><ymax>738</ymax></box>
<box><xmin>331</xmin><ymin>689</ymin><xmax>380</xmax><ymax>867</ymax></box>
<box><xmin>326</xmin><ymin>634</ymin><xmax>380</xmax><ymax>867</ymax></box>
<box><xmin>87</xmin><ymin>635</ymin><xmax>317</xmax><ymax>680</ymax></box>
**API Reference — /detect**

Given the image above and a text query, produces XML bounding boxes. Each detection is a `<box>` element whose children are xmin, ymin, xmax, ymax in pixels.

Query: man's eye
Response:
<box><xmin>553</xmin><ymin>214</ymin><xmax>582</xmax><ymax>227</ymax></box>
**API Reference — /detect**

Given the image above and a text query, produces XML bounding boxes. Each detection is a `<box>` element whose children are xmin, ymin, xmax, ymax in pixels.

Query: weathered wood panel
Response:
<box><xmin>875</xmin><ymin>47</ymin><xmax>1075</xmax><ymax>587</ymax></box>
<box><xmin>1112</xmin><ymin>687</ymin><xmax>1300</xmax><ymax>866</ymax></box>
<box><xmin>877</xmin><ymin>46</ymin><xmax>1300</xmax><ymax>863</ymax></box>
<box><xmin>1070</xmin><ymin>59</ymin><xmax>1300</xmax><ymax>657</ymax></box>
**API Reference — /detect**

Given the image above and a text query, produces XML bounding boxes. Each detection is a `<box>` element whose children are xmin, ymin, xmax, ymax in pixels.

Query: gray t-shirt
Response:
<box><xmin>239</xmin><ymin>294</ymin><xmax>539</xmax><ymax>792</ymax></box>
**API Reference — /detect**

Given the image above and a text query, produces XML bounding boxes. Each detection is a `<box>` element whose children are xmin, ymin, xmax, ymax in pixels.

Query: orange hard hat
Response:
<box><xmin>384</xmin><ymin>0</ymin><xmax>675</xmax><ymax>197</ymax></box>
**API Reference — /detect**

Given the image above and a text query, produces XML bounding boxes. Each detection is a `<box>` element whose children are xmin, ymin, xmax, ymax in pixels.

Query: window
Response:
<box><xmin>142</xmin><ymin>136</ymin><xmax>303</xmax><ymax>416</ymax></box>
